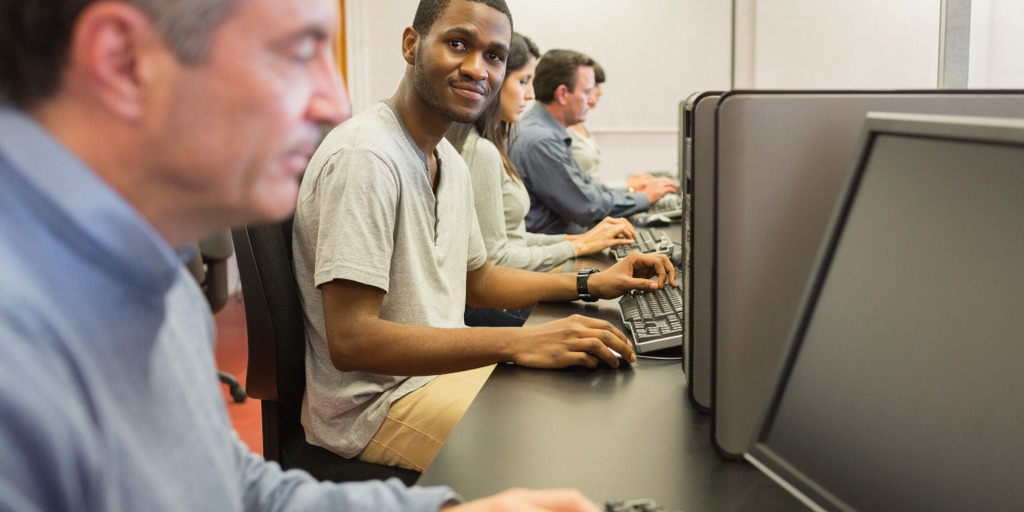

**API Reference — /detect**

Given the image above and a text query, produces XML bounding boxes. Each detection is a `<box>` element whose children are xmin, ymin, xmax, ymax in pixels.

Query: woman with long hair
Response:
<box><xmin>448</xmin><ymin>33</ymin><xmax>635</xmax><ymax>326</ymax></box>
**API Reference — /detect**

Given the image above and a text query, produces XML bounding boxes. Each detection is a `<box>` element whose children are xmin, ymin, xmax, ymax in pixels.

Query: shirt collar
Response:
<box><xmin>383</xmin><ymin>98</ymin><xmax>437</xmax><ymax>167</ymax></box>
<box><xmin>0</xmin><ymin>105</ymin><xmax>183</xmax><ymax>289</ymax></box>
<box><xmin>529</xmin><ymin>103</ymin><xmax>572</xmax><ymax>145</ymax></box>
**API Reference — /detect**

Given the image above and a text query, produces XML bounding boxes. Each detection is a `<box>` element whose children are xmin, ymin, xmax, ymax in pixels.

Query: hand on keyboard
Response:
<box><xmin>637</xmin><ymin>179</ymin><xmax>678</xmax><ymax>204</ymax></box>
<box><xmin>619</xmin><ymin>284</ymin><xmax>683</xmax><ymax>353</ymax></box>
<box><xmin>566</xmin><ymin>217</ymin><xmax>637</xmax><ymax>257</ymax></box>
<box><xmin>648</xmin><ymin>193</ymin><xmax>683</xmax><ymax>219</ymax></box>
<box><xmin>608</xmin><ymin>228</ymin><xmax>674</xmax><ymax>260</ymax></box>
<box><xmin>587</xmin><ymin>251</ymin><xmax>677</xmax><ymax>299</ymax></box>
<box><xmin>626</xmin><ymin>174</ymin><xmax>680</xmax><ymax>192</ymax></box>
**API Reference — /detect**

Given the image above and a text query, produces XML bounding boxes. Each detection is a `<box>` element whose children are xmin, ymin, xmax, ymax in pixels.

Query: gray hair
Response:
<box><xmin>134</xmin><ymin>0</ymin><xmax>243</xmax><ymax>63</ymax></box>
<box><xmin>0</xmin><ymin>0</ymin><xmax>242</xmax><ymax>108</ymax></box>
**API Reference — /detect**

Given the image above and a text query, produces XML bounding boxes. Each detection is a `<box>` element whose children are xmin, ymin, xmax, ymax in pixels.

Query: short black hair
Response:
<box><xmin>0</xmin><ymin>0</ymin><xmax>241</xmax><ymax>109</ymax></box>
<box><xmin>412</xmin><ymin>0</ymin><xmax>513</xmax><ymax>35</ymax></box>
<box><xmin>533</xmin><ymin>49</ymin><xmax>595</xmax><ymax>104</ymax></box>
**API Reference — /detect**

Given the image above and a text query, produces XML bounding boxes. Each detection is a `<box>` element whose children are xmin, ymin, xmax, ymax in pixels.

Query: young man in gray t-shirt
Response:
<box><xmin>293</xmin><ymin>0</ymin><xmax>676</xmax><ymax>473</ymax></box>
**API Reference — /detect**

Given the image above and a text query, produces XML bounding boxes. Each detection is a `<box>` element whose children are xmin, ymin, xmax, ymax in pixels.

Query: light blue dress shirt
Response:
<box><xmin>0</xmin><ymin>105</ymin><xmax>456</xmax><ymax>512</ymax></box>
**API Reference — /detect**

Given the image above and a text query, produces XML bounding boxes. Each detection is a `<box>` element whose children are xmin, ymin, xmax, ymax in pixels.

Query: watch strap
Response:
<box><xmin>577</xmin><ymin>268</ymin><xmax>599</xmax><ymax>302</ymax></box>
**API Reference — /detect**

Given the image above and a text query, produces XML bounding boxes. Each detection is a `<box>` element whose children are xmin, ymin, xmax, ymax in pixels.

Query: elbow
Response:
<box><xmin>465</xmin><ymin>262</ymin><xmax>496</xmax><ymax>308</ymax></box>
<box><xmin>564</xmin><ymin>205</ymin><xmax>603</xmax><ymax>226</ymax></box>
<box><xmin>326</xmin><ymin>324</ymin><xmax>371</xmax><ymax>372</ymax></box>
<box><xmin>327</xmin><ymin>340</ymin><xmax>359</xmax><ymax>372</ymax></box>
<box><xmin>465</xmin><ymin>288</ymin><xmax>489</xmax><ymax>309</ymax></box>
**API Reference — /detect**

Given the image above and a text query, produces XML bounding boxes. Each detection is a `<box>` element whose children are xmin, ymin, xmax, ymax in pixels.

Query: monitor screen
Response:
<box><xmin>747</xmin><ymin>113</ymin><xmax>1024</xmax><ymax>512</ymax></box>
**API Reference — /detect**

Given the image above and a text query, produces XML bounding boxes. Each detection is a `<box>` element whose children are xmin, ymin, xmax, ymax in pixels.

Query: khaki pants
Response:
<box><xmin>357</xmin><ymin>364</ymin><xmax>494</xmax><ymax>472</ymax></box>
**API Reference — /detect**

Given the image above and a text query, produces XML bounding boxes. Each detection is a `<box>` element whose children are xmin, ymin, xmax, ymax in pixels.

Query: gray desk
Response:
<box><xmin>419</xmin><ymin>224</ymin><xmax>801</xmax><ymax>510</ymax></box>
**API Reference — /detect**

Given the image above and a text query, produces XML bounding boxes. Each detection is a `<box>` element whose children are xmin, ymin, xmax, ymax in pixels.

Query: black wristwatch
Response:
<box><xmin>576</xmin><ymin>267</ymin><xmax>600</xmax><ymax>302</ymax></box>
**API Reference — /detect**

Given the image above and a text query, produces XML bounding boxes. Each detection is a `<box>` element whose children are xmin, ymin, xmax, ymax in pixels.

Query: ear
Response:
<box><xmin>554</xmin><ymin>84</ymin><xmax>570</xmax><ymax>106</ymax></box>
<box><xmin>401</xmin><ymin>27</ymin><xmax>420</xmax><ymax>66</ymax></box>
<box><xmin>69</xmin><ymin>2</ymin><xmax>154</xmax><ymax>122</ymax></box>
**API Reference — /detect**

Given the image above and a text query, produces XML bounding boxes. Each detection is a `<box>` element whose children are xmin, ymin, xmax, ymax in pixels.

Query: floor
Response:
<box><xmin>213</xmin><ymin>295</ymin><xmax>263</xmax><ymax>456</ymax></box>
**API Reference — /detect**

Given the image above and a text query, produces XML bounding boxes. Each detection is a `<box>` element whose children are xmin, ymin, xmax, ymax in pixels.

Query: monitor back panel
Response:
<box><xmin>685</xmin><ymin>91</ymin><xmax>721</xmax><ymax>413</ymax></box>
<box><xmin>679</xmin><ymin>95</ymin><xmax>695</xmax><ymax>383</ymax></box>
<box><xmin>713</xmin><ymin>91</ymin><xmax>1024</xmax><ymax>458</ymax></box>
<box><xmin>679</xmin><ymin>95</ymin><xmax>694</xmax><ymax>187</ymax></box>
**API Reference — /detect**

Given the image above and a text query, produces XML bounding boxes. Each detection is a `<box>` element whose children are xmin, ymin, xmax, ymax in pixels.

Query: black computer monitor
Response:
<box><xmin>681</xmin><ymin>91</ymin><xmax>721</xmax><ymax>413</ymax></box>
<box><xmin>747</xmin><ymin>113</ymin><xmax>1024</xmax><ymax>511</ymax></box>
<box><xmin>713</xmin><ymin>90</ymin><xmax>1024</xmax><ymax>458</ymax></box>
<box><xmin>679</xmin><ymin>96</ymin><xmax>692</xmax><ymax>187</ymax></box>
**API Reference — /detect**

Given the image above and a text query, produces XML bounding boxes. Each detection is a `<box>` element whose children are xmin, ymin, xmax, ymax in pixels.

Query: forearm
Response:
<box><xmin>240</xmin><ymin>448</ymin><xmax>456</xmax><ymax>512</ymax></box>
<box><xmin>467</xmin><ymin>265</ymin><xmax>579</xmax><ymax>309</ymax></box>
<box><xmin>328</xmin><ymin>316</ymin><xmax>519</xmax><ymax>376</ymax></box>
<box><xmin>607</xmin><ymin>192</ymin><xmax>651</xmax><ymax>218</ymax></box>
<box><xmin>489</xmin><ymin>238</ymin><xmax>576</xmax><ymax>272</ymax></box>
<box><xmin>524</xmin><ymin>231</ymin><xmax>568</xmax><ymax>246</ymax></box>
<box><xmin>470</xmin><ymin>160</ymin><xmax>575</xmax><ymax>271</ymax></box>
<box><xmin>466</xmin><ymin>252</ymin><xmax>676</xmax><ymax>312</ymax></box>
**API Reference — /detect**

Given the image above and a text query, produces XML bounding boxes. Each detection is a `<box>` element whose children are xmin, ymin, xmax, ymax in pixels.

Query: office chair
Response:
<box><xmin>187</xmin><ymin>231</ymin><xmax>247</xmax><ymax>403</ymax></box>
<box><xmin>231</xmin><ymin>219</ymin><xmax>420</xmax><ymax>485</ymax></box>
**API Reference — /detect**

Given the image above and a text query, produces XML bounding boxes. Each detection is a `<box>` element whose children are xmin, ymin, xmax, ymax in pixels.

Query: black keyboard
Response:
<box><xmin>609</xmin><ymin>228</ymin><xmax>675</xmax><ymax>260</ymax></box>
<box><xmin>618</xmin><ymin>283</ymin><xmax>683</xmax><ymax>354</ymax></box>
<box><xmin>648</xmin><ymin>193</ymin><xmax>683</xmax><ymax>219</ymax></box>
<box><xmin>604</xmin><ymin>498</ymin><xmax>665</xmax><ymax>512</ymax></box>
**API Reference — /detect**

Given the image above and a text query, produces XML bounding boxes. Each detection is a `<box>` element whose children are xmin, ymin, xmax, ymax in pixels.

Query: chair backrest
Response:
<box><xmin>230</xmin><ymin>219</ymin><xmax>304</xmax><ymax>407</ymax></box>
<box><xmin>231</xmin><ymin>219</ymin><xmax>420</xmax><ymax>484</ymax></box>
<box><xmin>188</xmin><ymin>230</ymin><xmax>235</xmax><ymax>314</ymax></box>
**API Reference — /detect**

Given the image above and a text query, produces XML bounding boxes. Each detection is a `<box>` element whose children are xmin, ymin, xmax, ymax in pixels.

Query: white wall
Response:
<box><xmin>343</xmin><ymin>0</ymin><xmax>1023</xmax><ymax>182</ymax></box>
<box><xmin>345</xmin><ymin>0</ymin><xmax>732</xmax><ymax>182</ymax></box>
<box><xmin>345</xmin><ymin>0</ymin><xmax>415</xmax><ymax>113</ymax></box>
<box><xmin>738</xmin><ymin>0</ymin><xmax>940</xmax><ymax>89</ymax></box>
<box><xmin>970</xmin><ymin>0</ymin><xmax>1024</xmax><ymax>88</ymax></box>
<box><xmin>512</xmin><ymin>0</ymin><xmax>733</xmax><ymax>179</ymax></box>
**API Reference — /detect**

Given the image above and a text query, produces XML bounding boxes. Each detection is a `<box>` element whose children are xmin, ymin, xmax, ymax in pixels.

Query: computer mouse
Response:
<box><xmin>670</xmin><ymin>248</ymin><xmax>683</xmax><ymax>269</ymax></box>
<box><xmin>634</xmin><ymin>213</ymin><xmax>672</xmax><ymax>228</ymax></box>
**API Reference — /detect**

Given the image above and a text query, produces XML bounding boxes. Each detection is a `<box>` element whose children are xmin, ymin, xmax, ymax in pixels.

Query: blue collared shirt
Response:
<box><xmin>509</xmin><ymin>103</ymin><xmax>650</xmax><ymax>235</ymax></box>
<box><xmin>0</xmin><ymin>105</ymin><xmax>455</xmax><ymax>511</ymax></box>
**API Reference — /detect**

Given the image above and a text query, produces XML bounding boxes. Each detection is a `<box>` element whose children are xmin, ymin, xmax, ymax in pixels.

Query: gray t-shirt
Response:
<box><xmin>459</xmin><ymin>129</ymin><xmax>575</xmax><ymax>272</ymax></box>
<box><xmin>293</xmin><ymin>100</ymin><xmax>488</xmax><ymax>458</ymax></box>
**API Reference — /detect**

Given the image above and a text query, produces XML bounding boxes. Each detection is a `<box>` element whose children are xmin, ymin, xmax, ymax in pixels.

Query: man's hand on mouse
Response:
<box><xmin>512</xmin><ymin>314</ymin><xmax>636</xmax><ymax>369</ymax></box>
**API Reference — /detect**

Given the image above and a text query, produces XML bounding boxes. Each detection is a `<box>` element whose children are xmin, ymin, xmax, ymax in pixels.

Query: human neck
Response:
<box><xmin>33</xmin><ymin>99</ymin><xmax>212</xmax><ymax>250</ymax></box>
<box><xmin>541</xmin><ymin>102</ymin><xmax>570</xmax><ymax>128</ymax></box>
<box><xmin>390</xmin><ymin>79</ymin><xmax>452</xmax><ymax>159</ymax></box>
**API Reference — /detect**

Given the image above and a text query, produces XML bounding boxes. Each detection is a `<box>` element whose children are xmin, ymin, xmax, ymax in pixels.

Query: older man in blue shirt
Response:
<box><xmin>509</xmin><ymin>50</ymin><xmax>677</xmax><ymax>235</ymax></box>
<box><xmin>0</xmin><ymin>0</ymin><xmax>603</xmax><ymax>511</ymax></box>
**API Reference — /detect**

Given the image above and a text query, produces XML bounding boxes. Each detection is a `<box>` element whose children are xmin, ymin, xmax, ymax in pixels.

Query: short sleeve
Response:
<box><xmin>310</xmin><ymin>148</ymin><xmax>400</xmax><ymax>293</ymax></box>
